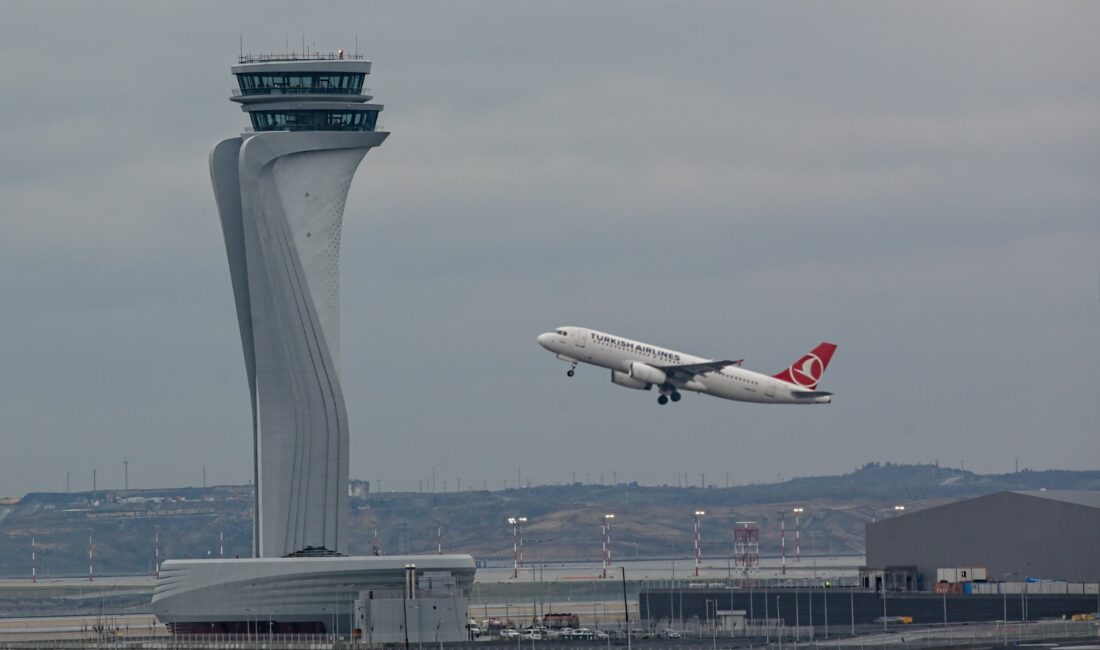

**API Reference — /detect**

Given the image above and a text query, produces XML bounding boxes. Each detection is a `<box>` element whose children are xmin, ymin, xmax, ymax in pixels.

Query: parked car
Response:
<box><xmin>659</xmin><ymin>628</ymin><xmax>682</xmax><ymax>639</ymax></box>
<box><xmin>593</xmin><ymin>630</ymin><xmax>609</xmax><ymax>640</ymax></box>
<box><xmin>501</xmin><ymin>628</ymin><xmax>520</xmax><ymax>638</ymax></box>
<box><xmin>572</xmin><ymin>628</ymin><xmax>594</xmax><ymax>639</ymax></box>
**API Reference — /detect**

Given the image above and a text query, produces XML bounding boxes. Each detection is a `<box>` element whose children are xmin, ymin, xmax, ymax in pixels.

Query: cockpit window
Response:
<box><xmin>557</xmin><ymin>330</ymin><xmax>566</xmax><ymax>335</ymax></box>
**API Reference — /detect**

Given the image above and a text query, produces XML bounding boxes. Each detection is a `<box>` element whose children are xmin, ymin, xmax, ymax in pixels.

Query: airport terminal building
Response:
<box><xmin>866</xmin><ymin>490</ymin><xmax>1100</xmax><ymax>587</ymax></box>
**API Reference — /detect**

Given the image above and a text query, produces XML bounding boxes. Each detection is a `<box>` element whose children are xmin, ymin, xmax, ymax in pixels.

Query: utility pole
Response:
<box><xmin>92</xmin><ymin>468</ymin><xmax>97</xmax><ymax>499</ymax></box>
<box><xmin>202</xmin><ymin>467</ymin><xmax>207</xmax><ymax>489</ymax></box>
<box><xmin>123</xmin><ymin>460</ymin><xmax>129</xmax><ymax>490</ymax></box>
<box><xmin>66</xmin><ymin>472</ymin><xmax>71</xmax><ymax>494</ymax></box>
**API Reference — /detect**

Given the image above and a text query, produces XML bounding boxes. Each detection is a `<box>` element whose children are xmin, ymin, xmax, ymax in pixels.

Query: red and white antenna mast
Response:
<box><xmin>693</xmin><ymin>510</ymin><xmax>705</xmax><ymax>577</ymax></box>
<box><xmin>793</xmin><ymin>507</ymin><xmax>803</xmax><ymax>563</ymax></box>
<box><xmin>154</xmin><ymin>531</ymin><xmax>160</xmax><ymax>579</ymax></box>
<box><xmin>87</xmin><ymin>534</ymin><xmax>94</xmax><ymax>582</ymax></box>
<box><xmin>31</xmin><ymin>538</ymin><xmax>37</xmax><ymax>583</ymax></box>
<box><xmin>219</xmin><ymin>530</ymin><xmax>224</xmax><ymax>558</ymax></box>
<box><xmin>734</xmin><ymin>522</ymin><xmax>760</xmax><ymax>575</ymax></box>
<box><xmin>779</xmin><ymin>511</ymin><xmax>786</xmax><ymax>576</ymax></box>
<box><xmin>508</xmin><ymin>517</ymin><xmax>525</xmax><ymax>578</ymax></box>
<box><xmin>602</xmin><ymin>513</ymin><xmax>614</xmax><ymax>579</ymax></box>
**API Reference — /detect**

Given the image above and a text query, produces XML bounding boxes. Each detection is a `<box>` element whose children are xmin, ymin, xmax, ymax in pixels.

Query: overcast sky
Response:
<box><xmin>1</xmin><ymin>2</ymin><xmax>1097</xmax><ymax>497</ymax></box>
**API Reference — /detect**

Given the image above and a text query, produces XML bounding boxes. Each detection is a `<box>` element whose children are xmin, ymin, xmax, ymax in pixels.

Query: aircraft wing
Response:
<box><xmin>658</xmin><ymin>359</ymin><xmax>743</xmax><ymax>378</ymax></box>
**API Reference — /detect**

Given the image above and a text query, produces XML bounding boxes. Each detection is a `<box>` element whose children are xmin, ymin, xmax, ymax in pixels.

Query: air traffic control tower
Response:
<box><xmin>210</xmin><ymin>52</ymin><xmax>386</xmax><ymax>559</ymax></box>
<box><xmin>152</xmin><ymin>51</ymin><xmax>474</xmax><ymax>636</ymax></box>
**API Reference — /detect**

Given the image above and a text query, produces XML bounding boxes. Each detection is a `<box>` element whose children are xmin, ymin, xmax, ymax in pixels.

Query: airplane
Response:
<box><xmin>536</xmin><ymin>326</ymin><xmax>836</xmax><ymax>405</ymax></box>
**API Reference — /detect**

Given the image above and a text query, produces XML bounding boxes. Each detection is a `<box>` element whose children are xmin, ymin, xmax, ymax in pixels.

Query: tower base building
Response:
<box><xmin>153</xmin><ymin>555</ymin><xmax>475</xmax><ymax>636</ymax></box>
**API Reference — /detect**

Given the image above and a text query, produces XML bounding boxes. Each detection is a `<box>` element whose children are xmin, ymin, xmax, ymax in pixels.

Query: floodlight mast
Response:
<box><xmin>693</xmin><ymin>510</ymin><xmax>706</xmax><ymax>577</ymax></box>
<box><xmin>793</xmin><ymin>507</ymin><xmax>804</xmax><ymax>563</ymax></box>
<box><xmin>602</xmin><ymin>514</ymin><xmax>615</xmax><ymax>579</ymax></box>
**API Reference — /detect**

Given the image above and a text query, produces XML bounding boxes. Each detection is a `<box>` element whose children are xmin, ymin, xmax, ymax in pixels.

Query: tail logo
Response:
<box><xmin>789</xmin><ymin>354</ymin><xmax>824</xmax><ymax>387</ymax></box>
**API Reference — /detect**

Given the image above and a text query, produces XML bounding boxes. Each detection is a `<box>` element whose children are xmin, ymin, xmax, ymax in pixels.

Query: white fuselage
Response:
<box><xmin>538</xmin><ymin>326</ymin><xmax>831</xmax><ymax>405</ymax></box>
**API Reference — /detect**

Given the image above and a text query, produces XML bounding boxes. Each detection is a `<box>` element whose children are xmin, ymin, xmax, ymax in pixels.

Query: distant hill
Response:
<box><xmin>1</xmin><ymin>463</ymin><xmax>1097</xmax><ymax>577</ymax></box>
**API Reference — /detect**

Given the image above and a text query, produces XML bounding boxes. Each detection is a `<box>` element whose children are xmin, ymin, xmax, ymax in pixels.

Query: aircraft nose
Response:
<box><xmin>537</xmin><ymin>332</ymin><xmax>554</xmax><ymax>350</ymax></box>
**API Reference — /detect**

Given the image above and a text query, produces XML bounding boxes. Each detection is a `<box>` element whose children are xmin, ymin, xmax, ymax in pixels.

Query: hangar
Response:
<box><xmin>866</xmin><ymin>490</ymin><xmax>1100</xmax><ymax>588</ymax></box>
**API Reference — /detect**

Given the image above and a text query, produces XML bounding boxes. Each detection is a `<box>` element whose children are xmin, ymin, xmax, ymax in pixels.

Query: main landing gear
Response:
<box><xmin>657</xmin><ymin>389</ymin><xmax>682</xmax><ymax>405</ymax></box>
<box><xmin>566</xmin><ymin>362</ymin><xmax>577</xmax><ymax>377</ymax></box>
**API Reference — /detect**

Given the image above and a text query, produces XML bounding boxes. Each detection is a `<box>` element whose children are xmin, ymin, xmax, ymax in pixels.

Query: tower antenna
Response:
<box><xmin>239</xmin><ymin>32</ymin><xmax>243</xmax><ymax>60</ymax></box>
<box><xmin>355</xmin><ymin>33</ymin><xmax>359</xmax><ymax>58</ymax></box>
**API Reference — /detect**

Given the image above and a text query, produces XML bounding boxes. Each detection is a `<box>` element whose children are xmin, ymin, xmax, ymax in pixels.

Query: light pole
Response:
<box><xmin>1020</xmin><ymin>562</ymin><xmax>1030</xmax><ymax>622</ymax></box>
<box><xmin>1002</xmin><ymin>572</ymin><xmax>1016</xmax><ymax>625</ymax></box>
<box><xmin>776</xmin><ymin>596</ymin><xmax>782</xmax><ymax>649</ymax></box>
<box><xmin>693</xmin><ymin>511</ymin><xmax>705</xmax><ymax>577</ymax></box>
<box><xmin>850</xmin><ymin>589</ymin><xmax>855</xmax><ymax>635</ymax></box>
<box><xmin>602</xmin><ymin>514</ymin><xmax>614</xmax><ymax>579</ymax></box>
<box><xmin>705</xmin><ymin>599</ymin><xmax>717</xmax><ymax>650</ymax></box>
<box><xmin>881</xmin><ymin>571</ymin><xmax>888</xmax><ymax>632</ymax></box>
<box><xmin>519</xmin><ymin>517</ymin><xmax>527</xmax><ymax>577</ymax></box>
<box><xmin>793</xmin><ymin>508</ymin><xmax>803</xmax><ymax>564</ymax></box>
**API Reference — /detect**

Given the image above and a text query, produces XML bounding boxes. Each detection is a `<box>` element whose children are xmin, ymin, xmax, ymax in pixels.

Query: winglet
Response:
<box><xmin>772</xmin><ymin>343</ymin><xmax>837</xmax><ymax>390</ymax></box>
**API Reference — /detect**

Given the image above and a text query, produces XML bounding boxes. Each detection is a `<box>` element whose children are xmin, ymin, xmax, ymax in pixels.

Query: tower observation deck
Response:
<box><xmin>210</xmin><ymin>51</ymin><xmax>388</xmax><ymax>558</ymax></box>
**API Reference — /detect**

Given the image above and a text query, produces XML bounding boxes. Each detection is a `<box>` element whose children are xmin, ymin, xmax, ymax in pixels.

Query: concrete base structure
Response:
<box><xmin>151</xmin><ymin>555</ymin><xmax>475</xmax><ymax>635</ymax></box>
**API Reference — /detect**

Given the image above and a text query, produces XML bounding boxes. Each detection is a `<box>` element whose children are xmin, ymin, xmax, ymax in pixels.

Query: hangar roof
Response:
<box><xmin>1011</xmin><ymin>490</ymin><xmax>1100</xmax><ymax>509</ymax></box>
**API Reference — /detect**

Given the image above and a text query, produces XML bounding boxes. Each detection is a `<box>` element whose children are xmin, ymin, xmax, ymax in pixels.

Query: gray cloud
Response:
<box><xmin>0</xmin><ymin>1</ymin><xmax>1097</xmax><ymax>496</ymax></box>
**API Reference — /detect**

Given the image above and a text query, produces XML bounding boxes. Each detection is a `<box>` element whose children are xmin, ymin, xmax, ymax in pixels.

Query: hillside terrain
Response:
<box><xmin>1</xmin><ymin>463</ymin><xmax>1097</xmax><ymax>577</ymax></box>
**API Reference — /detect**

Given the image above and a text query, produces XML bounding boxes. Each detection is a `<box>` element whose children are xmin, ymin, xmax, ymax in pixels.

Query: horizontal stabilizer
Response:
<box><xmin>792</xmin><ymin>390</ymin><xmax>833</xmax><ymax>398</ymax></box>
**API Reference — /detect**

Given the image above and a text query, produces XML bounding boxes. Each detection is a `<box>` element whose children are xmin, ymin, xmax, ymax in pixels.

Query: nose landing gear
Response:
<box><xmin>566</xmin><ymin>362</ymin><xmax>577</xmax><ymax>377</ymax></box>
<box><xmin>657</xmin><ymin>394</ymin><xmax>669</xmax><ymax>405</ymax></box>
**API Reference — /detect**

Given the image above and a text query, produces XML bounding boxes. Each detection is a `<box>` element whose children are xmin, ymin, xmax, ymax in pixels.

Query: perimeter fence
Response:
<box><xmin>0</xmin><ymin>620</ymin><xmax>1097</xmax><ymax>650</ymax></box>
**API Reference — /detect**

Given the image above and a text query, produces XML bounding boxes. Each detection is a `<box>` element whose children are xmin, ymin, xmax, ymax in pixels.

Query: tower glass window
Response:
<box><xmin>250</xmin><ymin>110</ymin><xmax>379</xmax><ymax>132</ymax></box>
<box><xmin>237</xmin><ymin>73</ymin><xmax>366</xmax><ymax>95</ymax></box>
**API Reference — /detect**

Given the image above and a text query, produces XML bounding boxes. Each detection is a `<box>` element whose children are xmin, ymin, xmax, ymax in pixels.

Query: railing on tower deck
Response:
<box><xmin>231</xmin><ymin>87</ymin><xmax>372</xmax><ymax>97</ymax></box>
<box><xmin>238</xmin><ymin>51</ymin><xmax>365</xmax><ymax>64</ymax></box>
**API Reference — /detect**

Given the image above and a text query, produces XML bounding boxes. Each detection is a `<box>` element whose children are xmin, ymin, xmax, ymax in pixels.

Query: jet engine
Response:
<box><xmin>611</xmin><ymin>370</ymin><xmax>650</xmax><ymax>390</ymax></box>
<box><xmin>629</xmin><ymin>362</ymin><xmax>668</xmax><ymax>386</ymax></box>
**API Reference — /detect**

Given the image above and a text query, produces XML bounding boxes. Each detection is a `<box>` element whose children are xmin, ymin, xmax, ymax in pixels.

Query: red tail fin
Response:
<box><xmin>772</xmin><ymin>343</ymin><xmax>837</xmax><ymax>389</ymax></box>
